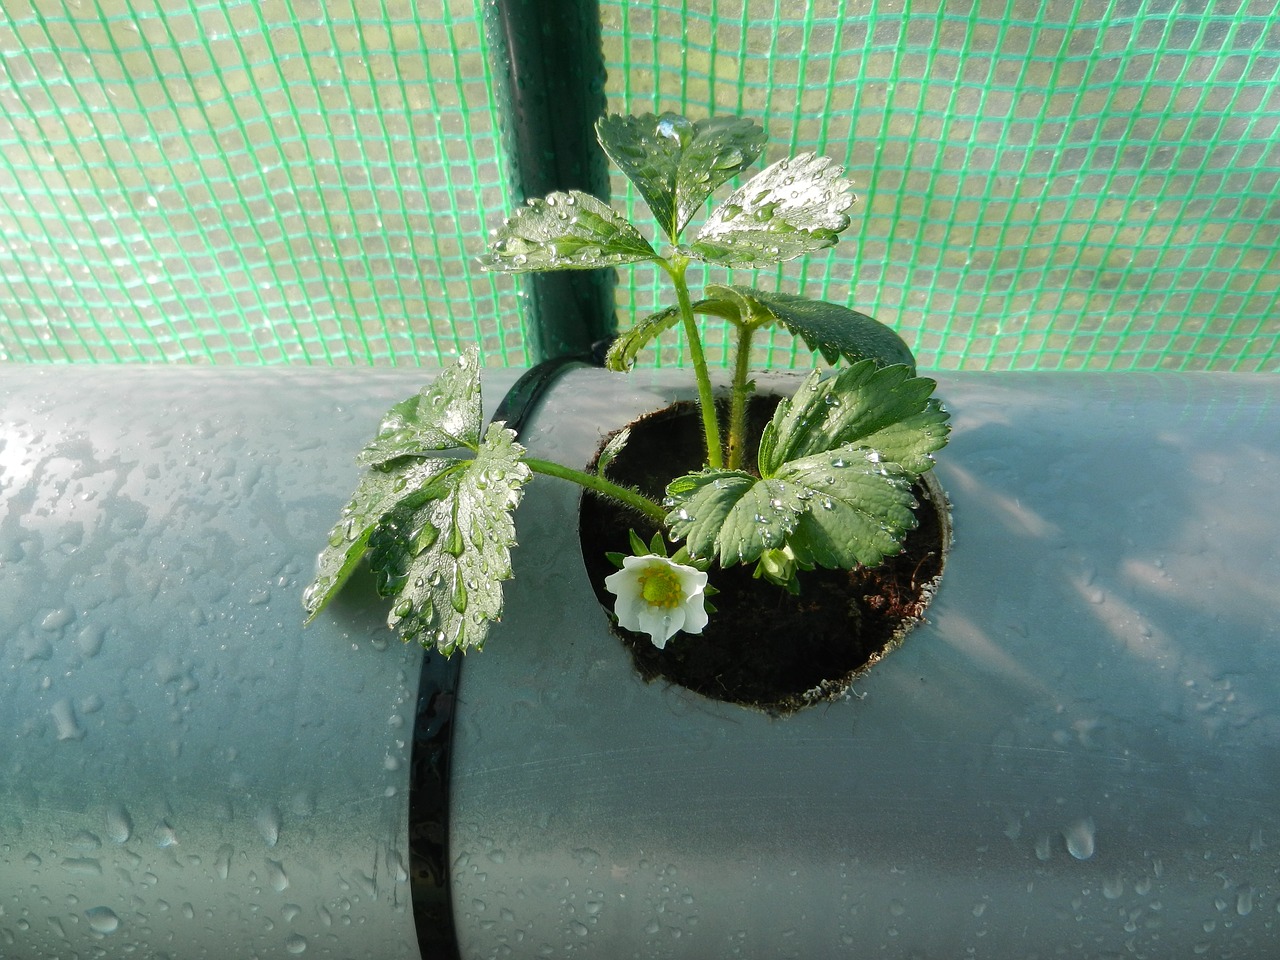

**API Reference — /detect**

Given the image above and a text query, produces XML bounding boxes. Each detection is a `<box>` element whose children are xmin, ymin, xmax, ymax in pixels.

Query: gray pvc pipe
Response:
<box><xmin>5</xmin><ymin>367</ymin><xmax>1280</xmax><ymax>958</ymax></box>
<box><xmin>0</xmin><ymin>367</ymin><xmax>507</xmax><ymax>960</ymax></box>
<box><xmin>447</xmin><ymin>368</ymin><xmax>1280</xmax><ymax>959</ymax></box>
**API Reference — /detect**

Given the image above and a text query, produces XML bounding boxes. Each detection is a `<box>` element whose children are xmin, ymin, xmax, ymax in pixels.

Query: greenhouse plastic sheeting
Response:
<box><xmin>1</xmin><ymin>0</ymin><xmax>1277</xmax><ymax>371</ymax></box>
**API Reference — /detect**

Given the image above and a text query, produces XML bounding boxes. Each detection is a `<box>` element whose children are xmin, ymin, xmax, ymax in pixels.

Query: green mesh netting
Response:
<box><xmin>1</xmin><ymin>0</ymin><xmax>1277</xmax><ymax>370</ymax></box>
<box><xmin>600</xmin><ymin>0</ymin><xmax>1280</xmax><ymax>371</ymax></box>
<box><xmin>0</xmin><ymin>0</ymin><xmax>524</xmax><ymax>365</ymax></box>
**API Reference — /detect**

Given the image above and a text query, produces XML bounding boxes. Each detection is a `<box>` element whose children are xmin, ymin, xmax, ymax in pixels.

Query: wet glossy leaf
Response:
<box><xmin>707</xmin><ymin>284</ymin><xmax>916</xmax><ymax>371</ymax></box>
<box><xmin>356</xmin><ymin>349</ymin><xmax>482</xmax><ymax>468</ymax></box>
<box><xmin>689</xmin><ymin>154</ymin><xmax>857</xmax><ymax>266</ymax></box>
<box><xmin>665</xmin><ymin>470</ymin><xmax>807</xmax><ymax>567</ymax></box>
<box><xmin>664</xmin><ymin>449</ymin><xmax>920</xmax><ymax>571</ymax></box>
<box><xmin>758</xmin><ymin>363</ymin><xmax>949</xmax><ymax>477</ymax></box>
<box><xmin>596</xmin><ymin>112</ymin><xmax>767</xmax><ymax>242</ymax></box>
<box><xmin>302</xmin><ymin>456</ymin><xmax>458</xmax><ymax>623</ymax></box>
<box><xmin>367</xmin><ymin>423</ymin><xmax>531</xmax><ymax>654</ymax></box>
<box><xmin>777</xmin><ymin>447</ymin><xmax>919</xmax><ymax>569</ymax></box>
<box><xmin>478</xmin><ymin>190</ymin><xmax>658</xmax><ymax>272</ymax></box>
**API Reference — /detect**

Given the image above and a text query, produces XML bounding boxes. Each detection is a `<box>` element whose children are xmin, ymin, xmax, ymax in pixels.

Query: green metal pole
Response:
<box><xmin>485</xmin><ymin>0</ymin><xmax>616</xmax><ymax>362</ymax></box>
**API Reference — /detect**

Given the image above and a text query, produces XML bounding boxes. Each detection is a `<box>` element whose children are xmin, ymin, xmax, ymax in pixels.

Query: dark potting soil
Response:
<box><xmin>578</xmin><ymin>396</ymin><xmax>949</xmax><ymax>715</ymax></box>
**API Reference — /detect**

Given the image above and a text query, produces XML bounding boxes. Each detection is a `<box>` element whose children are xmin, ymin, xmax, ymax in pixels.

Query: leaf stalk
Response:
<box><xmin>727</xmin><ymin>319</ymin><xmax>756</xmax><ymax>471</ymax></box>
<box><xmin>524</xmin><ymin>457</ymin><xmax>668</xmax><ymax>525</ymax></box>
<box><xmin>664</xmin><ymin>255</ymin><xmax>724</xmax><ymax>469</ymax></box>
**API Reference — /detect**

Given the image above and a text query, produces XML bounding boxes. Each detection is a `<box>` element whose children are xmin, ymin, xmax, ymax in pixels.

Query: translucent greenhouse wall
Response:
<box><xmin>0</xmin><ymin>0</ymin><xmax>1276</xmax><ymax>371</ymax></box>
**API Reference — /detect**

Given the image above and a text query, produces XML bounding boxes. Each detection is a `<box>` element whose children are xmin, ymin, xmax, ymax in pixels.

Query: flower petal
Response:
<box><xmin>603</xmin><ymin>553</ymin><xmax>710</xmax><ymax>648</ymax></box>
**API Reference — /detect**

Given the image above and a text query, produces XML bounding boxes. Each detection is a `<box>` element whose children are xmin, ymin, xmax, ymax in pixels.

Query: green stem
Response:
<box><xmin>664</xmin><ymin>256</ymin><xmax>723</xmax><ymax>469</ymax></box>
<box><xmin>524</xmin><ymin>457</ymin><xmax>668</xmax><ymax>525</ymax></box>
<box><xmin>727</xmin><ymin>321</ymin><xmax>756</xmax><ymax>471</ymax></box>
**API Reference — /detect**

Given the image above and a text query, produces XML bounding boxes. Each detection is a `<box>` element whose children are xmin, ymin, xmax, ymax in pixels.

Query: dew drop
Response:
<box><xmin>1064</xmin><ymin>818</ymin><xmax>1096</xmax><ymax>860</ymax></box>
<box><xmin>75</xmin><ymin>625</ymin><xmax>105</xmax><ymax>658</ymax></box>
<box><xmin>62</xmin><ymin>857</ymin><xmax>102</xmax><ymax>875</ymax></box>
<box><xmin>285</xmin><ymin>933</ymin><xmax>308</xmax><ymax>953</ymax></box>
<box><xmin>154</xmin><ymin>820</ymin><xmax>178</xmax><ymax>848</ymax></box>
<box><xmin>50</xmin><ymin>699</ymin><xmax>85</xmax><ymax>741</ymax></box>
<box><xmin>654</xmin><ymin>114</ymin><xmax>694</xmax><ymax>147</ymax></box>
<box><xmin>711</xmin><ymin>147</ymin><xmax>745</xmax><ymax>169</ymax></box>
<box><xmin>1034</xmin><ymin>834</ymin><xmax>1052</xmax><ymax>861</ymax></box>
<box><xmin>256</xmin><ymin>805</ymin><xmax>281</xmax><ymax>847</ymax></box>
<box><xmin>266</xmin><ymin>858</ymin><xmax>289</xmax><ymax>892</ymax></box>
<box><xmin>1237</xmin><ymin>886</ymin><xmax>1254</xmax><ymax>916</ymax></box>
<box><xmin>215</xmin><ymin>843</ymin><xmax>233</xmax><ymax>880</ymax></box>
<box><xmin>84</xmin><ymin>907</ymin><xmax>119</xmax><ymax>935</ymax></box>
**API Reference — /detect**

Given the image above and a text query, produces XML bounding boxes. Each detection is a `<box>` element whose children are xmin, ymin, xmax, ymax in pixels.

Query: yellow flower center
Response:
<box><xmin>637</xmin><ymin>565</ymin><xmax>684</xmax><ymax>609</ymax></box>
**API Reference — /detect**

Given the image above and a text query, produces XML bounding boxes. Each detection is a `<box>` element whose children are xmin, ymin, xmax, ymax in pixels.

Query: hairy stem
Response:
<box><xmin>524</xmin><ymin>457</ymin><xmax>668</xmax><ymax>525</ymax></box>
<box><xmin>727</xmin><ymin>321</ymin><xmax>756</xmax><ymax>471</ymax></box>
<box><xmin>663</xmin><ymin>256</ymin><xmax>723</xmax><ymax>469</ymax></box>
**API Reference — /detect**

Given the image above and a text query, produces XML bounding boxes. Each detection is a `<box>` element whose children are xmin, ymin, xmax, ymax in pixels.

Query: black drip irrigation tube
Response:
<box><xmin>408</xmin><ymin>352</ymin><xmax>598</xmax><ymax>958</ymax></box>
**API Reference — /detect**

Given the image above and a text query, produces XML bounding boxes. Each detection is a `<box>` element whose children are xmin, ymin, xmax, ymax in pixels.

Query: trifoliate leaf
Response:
<box><xmin>706</xmin><ymin>284</ymin><xmax>916</xmax><ymax>371</ymax></box>
<box><xmin>478</xmin><ymin>190</ymin><xmax>659</xmax><ymax>273</ymax></box>
<box><xmin>664</xmin><ymin>470</ymin><xmax>807</xmax><ymax>567</ymax></box>
<box><xmin>758</xmin><ymin>362</ymin><xmax>949</xmax><ymax>477</ymax></box>
<box><xmin>596</xmin><ymin>112</ymin><xmax>767</xmax><ymax>242</ymax></box>
<box><xmin>302</xmin><ymin>456</ymin><xmax>458</xmax><ymax>622</ymax></box>
<box><xmin>688</xmin><ymin>154</ymin><xmax>857</xmax><ymax>266</ymax></box>
<box><xmin>366</xmin><ymin>422</ymin><xmax>531</xmax><ymax>654</ymax></box>
<box><xmin>777</xmin><ymin>447</ymin><xmax>919</xmax><ymax>569</ymax></box>
<box><xmin>356</xmin><ymin>349</ymin><xmax>483</xmax><ymax>468</ymax></box>
<box><xmin>664</xmin><ymin>448</ymin><xmax>918</xmax><ymax>570</ymax></box>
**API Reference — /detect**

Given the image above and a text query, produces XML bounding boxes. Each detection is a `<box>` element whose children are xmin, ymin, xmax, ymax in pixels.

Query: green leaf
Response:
<box><xmin>688</xmin><ymin>154</ymin><xmax>857</xmax><ymax>266</ymax></box>
<box><xmin>759</xmin><ymin>362</ymin><xmax>949</xmax><ymax>477</ymax></box>
<box><xmin>478</xmin><ymin>190</ymin><xmax>659</xmax><ymax>273</ymax></box>
<box><xmin>778</xmin><ymin>447</ymin><xmax>919</xmax><ymax>569</ymax></box>
<box><xmin>302</xmin><ymin>456</ymin><xmax>459</xmax><ymax>622</ymax></box>
<box><xmin>596</xmin><ymin>426</ymin><xmax>630</xmax><ymax>476</ymax></box>
<box><xmin>707</xmin><ymin>284</ymin><xmax>916</xmax><ymax>371</ymax></box>
<box><xmin>596</xmin><ymin>112</ymin><xmax>767</xmax><ymax>242</ymax></box>
<box><xmin>604</xmin><ymin>297</ymin><xmax>742</xmax><ymax>371</ymax></box>
<box><xmin>366</xmin><ymin>423</ymin><xmax>531</xmax><ymax>654</ymax></box>
<box><xmin>664</xmin><ymin>470</ymin><xmax>807</xmax><ymax>567</ymax></box>
<box><xmin>604</xmin><ymin>303</ymin><xmax>683</xmax><ymax>371</ymax></box>
<box><xmin>356</xmin><ymin>349</ymin><xmax>482</xmax><ymax>468</ymax></box>
<box><xmin>665</xmin><ymin>448</ymin><xmax>919</xmax><ymax>570</ymax></box>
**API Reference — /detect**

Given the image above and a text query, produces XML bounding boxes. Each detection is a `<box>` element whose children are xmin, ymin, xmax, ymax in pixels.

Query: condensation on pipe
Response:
<box><xmin>0</xmin><ymin>367</ymin><xmax>510</xmax><ymax>960</ymax></box>
<box><xmin>448</xmin><ymin>368</ymin><xmax>1280</xmax><ymax>959</ymax></box>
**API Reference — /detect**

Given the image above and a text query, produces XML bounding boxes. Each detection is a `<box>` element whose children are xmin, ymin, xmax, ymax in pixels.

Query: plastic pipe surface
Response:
<box><xmin>447</xmin><ymin>368</ymin><xmax>1280</xmax><ymax>958</ymax></box>
<box><xmin>0</xmin><ymin>367</ymin><xmax>513</xmax><ymax>960</ymax></box>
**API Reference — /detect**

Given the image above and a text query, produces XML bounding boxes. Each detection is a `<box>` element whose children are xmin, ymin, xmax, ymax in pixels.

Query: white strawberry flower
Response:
<box><xmin>604</xmin><ymin>554</ymin><xmax>709</xmax><ymax>649</ymax></box>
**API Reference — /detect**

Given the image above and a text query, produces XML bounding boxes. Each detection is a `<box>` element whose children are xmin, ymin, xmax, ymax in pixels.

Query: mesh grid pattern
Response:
<box><xmin>0</xmin><ymin>0</ymin><xmax>523</xmax><ymax>365</ymax></box>
<box><xmin>600</xmin><ymin>0</ymin><xmax>1280</xmax><ymax>371</ymax></box>
<box><xmin>1</xmin><ymin>0</ymin><xmax>1277</xmax><ymax>370</ymax></box>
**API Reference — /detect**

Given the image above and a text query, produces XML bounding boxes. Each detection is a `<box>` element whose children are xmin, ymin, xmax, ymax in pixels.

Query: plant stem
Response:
<box><xmin>663</xmin><ymin>256</ymin><xmax>723</xmax><ymax>469</ymax></box>
<box><xmin>524</xmin><ymin>457</ymin><xmax>668</xmax><ymax>525</ymax></box>
<box><xmin>727</xmin><ymin>321</ymin><xmax>756</xmax><ymax>471</ymax></box>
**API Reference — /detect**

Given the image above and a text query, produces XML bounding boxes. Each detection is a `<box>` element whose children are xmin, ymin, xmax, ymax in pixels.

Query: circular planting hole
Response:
<box><xmin>579</xmin><ymin>396</ymin><xmax>950</xmax><ymax>715</ymax></box>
